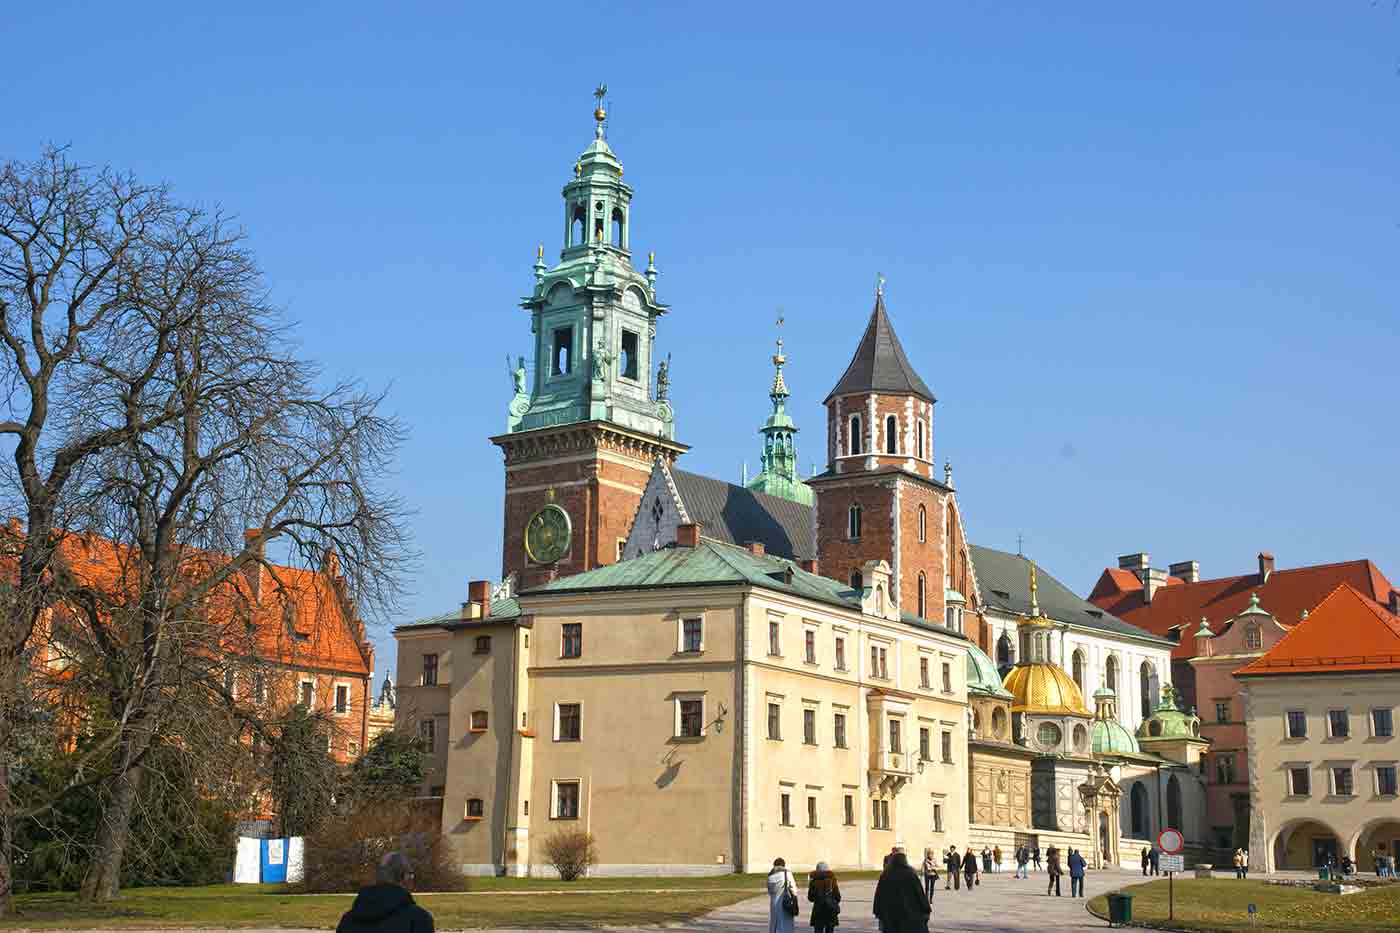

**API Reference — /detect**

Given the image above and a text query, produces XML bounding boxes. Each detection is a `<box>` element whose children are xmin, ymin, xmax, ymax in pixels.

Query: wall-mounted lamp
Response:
<box><xmin>711</xmin><ymin>703</ymin><xmax>729</xmax><ymax>735</ymax></box>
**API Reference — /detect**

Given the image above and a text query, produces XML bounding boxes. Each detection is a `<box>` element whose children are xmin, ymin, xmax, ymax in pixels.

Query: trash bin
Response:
<box><xmin>1319</xmin><ymin>867</ymin><xmax>1331</xmax><ymax>881</ymax></box>
<box><xmin>1107</xmin><ymin>892</ymin><xmax>1134</xmax><ymax>926</ymax></box>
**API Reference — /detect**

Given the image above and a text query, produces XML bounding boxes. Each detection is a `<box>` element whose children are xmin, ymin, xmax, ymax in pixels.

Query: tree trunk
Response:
<box><xmin>79</xmin><ymin>763</ymin><xmax>144</xmax><ymax>902</ymax></box>
<box><xmin>0</xmin><ymin>754</ymin><xmax>13</xmax><ymax>917</ymax></box>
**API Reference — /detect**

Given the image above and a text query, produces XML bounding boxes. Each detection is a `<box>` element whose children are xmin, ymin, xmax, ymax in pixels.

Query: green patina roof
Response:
<box><xmin>1092</xmin><ymin>717</ymin><xmax>1142</xmax><ymax>756</ymax></box>
<box><xmin>1136</xmin><ymin>684</ymin><xmax>1203</xmax><ymax>741</ymax></box>
<box><xmin>394</xmin><ymin>596</ymin><xmax>522</xmax><ymax>632</ymax></box>
<box><xmin>966</xmin><ymin>643</ymin><xmax>1013</xmax><ymax>698</ymax></box>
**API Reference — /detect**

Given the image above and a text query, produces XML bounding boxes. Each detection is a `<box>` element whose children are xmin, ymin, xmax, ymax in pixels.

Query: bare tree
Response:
<box><xmin>0</xmin><ymin>149</ymin><xmax>411</xmax><ymax>907</ymax></box>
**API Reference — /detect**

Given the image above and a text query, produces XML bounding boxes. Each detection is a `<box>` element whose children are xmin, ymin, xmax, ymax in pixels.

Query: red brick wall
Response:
<box><xmin>814</xmin><ymin>481</ymin><xmax>895</xmax><ymax>590</ymax></box>
<box><xmin>897</xmin><ymin>482</ymin><xmax>949</xmax><ymax>621</ymax></box>
<box><xmin>826</xmin><ymin>392</ymin><xmax>936</xmax><ymax>474</ymax></box>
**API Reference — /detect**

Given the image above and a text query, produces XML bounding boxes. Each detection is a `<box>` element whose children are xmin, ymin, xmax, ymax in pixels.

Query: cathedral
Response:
<box><xmin>392</xmin><ymin>95</ymin><xmax>1208</xmax><ymax>876</ymax></box>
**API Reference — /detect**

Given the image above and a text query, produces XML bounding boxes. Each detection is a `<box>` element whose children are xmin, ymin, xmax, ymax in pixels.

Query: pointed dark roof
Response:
<box><xmin>824</xmin><ymin>293</ymin><xmax>935</xmax><ymax>404</ymax></box>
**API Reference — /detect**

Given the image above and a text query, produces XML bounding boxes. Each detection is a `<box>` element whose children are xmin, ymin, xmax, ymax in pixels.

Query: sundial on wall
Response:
<box><xmin>524</xmin><ymin>504</ymin><xmax>572</xmax><ymax>564</ymax></box>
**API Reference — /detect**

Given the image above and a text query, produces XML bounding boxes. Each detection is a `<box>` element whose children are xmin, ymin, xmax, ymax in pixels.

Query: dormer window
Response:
<box><xmin>1244</xmin><ymin>623</ymin><xmax>1262</xmax><ymax>650</ymax></box>
<box><xmin>849</xmin><ymin>414</ymin><xmax>863</xmax><ymax>456</ymax></box>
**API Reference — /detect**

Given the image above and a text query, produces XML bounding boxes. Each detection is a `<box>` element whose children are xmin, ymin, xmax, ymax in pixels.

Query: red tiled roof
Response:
<box><xmin>1235</xmin><ymin>584</ymin><xmax>1400</xmax><ymax>676</ymax></box>
<box><xmin>1088</xmin><ymin>559</ymin><xmax>1397</xmax><ymax>661</ymax></box>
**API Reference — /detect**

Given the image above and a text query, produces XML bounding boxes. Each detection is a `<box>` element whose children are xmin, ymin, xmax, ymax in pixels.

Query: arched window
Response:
<box><xmin>875</xmin><ymin>585</ymin><xmax>884</xmax><ymax>614</ymax></box>
<box><xmin>996</xmin><ymin>632</ymin><xmax>1013</xmax><ymax>671</ymax></box>
<box><xmin>1106</xmin><ymin>655</ymin><xmax>1119</xmax><ymax>692</ymax></box>
<box><xmin>958</xmin><ymin>552</ymin><xmax>967</xmax><ymax>593</ymax></box>
<box><xmin>1130</xmin><ymin>782</ymin><xmax>1150</xmax><ymax>837</ymax></box>
<box><xmin>1244</xmin><ymin>623</ymin><xmax>1262</xmax><ymax>650</ymax></box>
<box><xmin>885</xmin><ymin>415</ymin><xmax>898</xmax><ymax>454</ymax></box>
<box><xmin>849</xmin><ymin>414</ymin><xmax>863</xmax><ymax>456</ymax></box>
<box><xmin>1166</xmin><ymin>775</ymin><xmax>1183</xmax><ymax>831</ymax></box>
<box><xmin>611</xmin><ymin>207</ymin><xmax>625</xmax><ymax>247</ymax></box>
<box><xmin>917</xmin><ymin>573</ymin><xmax>927</xmax><ymax>618</ymax></box>
<box><xmin>1140</xmin><ymin>662</ymin><xmax>1155</xmax><ymax>720</ymax></box>
<box><xmin>571</xmin><ymin>204</ymin><xmax>585</xmax><ymax>246</ymax></box>
<box><xmin>918</xmin><ymin>505</ymin><xmax>927</xmax><ymax>543</ymax></box>
<box><xmin>850</xmin><ymin>571</ymin><xmax>863</xmax><ymax>592</ymax></box>
<box><xmin>1072</xmin><ymin>649</ymin><xmax>1085</xmax><ymax>692</ymax></box>
<box><xmin>847</xmin><ymin>504</ymin><xmax>862</xmax><ymax>539</ymax></box>
<box><xmin>916</xmin><ymin>420</ymin><xmax>925</xmax><ymax>459</ymax></box>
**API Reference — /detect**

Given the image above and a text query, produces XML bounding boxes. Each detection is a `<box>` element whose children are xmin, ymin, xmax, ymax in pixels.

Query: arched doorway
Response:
<box><xmin>1130</xmin><ymin>782</ymin><xmax>1151</xmax><ymax>838</ymax></box>
<box><xmin>1353</xmin><ymin>819</ymin><xmax>1400</xmax><ymax>872</ymax></box>
<box><xmin>1166</xmin><ymin>775</ymin><xmax>1182</xmax><ymax>833</ymax></box>
<box><xmin>1272</xmin><ymin>819</ymin><xmax>1341</xmax><ymax>870</ymax></box>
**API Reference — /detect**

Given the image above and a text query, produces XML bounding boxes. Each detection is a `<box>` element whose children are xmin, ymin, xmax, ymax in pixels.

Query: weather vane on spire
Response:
<box><xmin>593</xmin><ymin>83</ymin><xmax>608</xmax><ymax>129</ymax></box>
<box><xmin>876</xmin><ymin>272</ymin><xmax>885</xmax><ymax>297</ymax></box>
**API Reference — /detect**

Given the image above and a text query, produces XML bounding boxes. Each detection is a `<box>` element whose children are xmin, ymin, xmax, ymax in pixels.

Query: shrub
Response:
<box><xmin>298</xmin><ymin>800</ymin><xmax>465</xmax><ymax>894</ymax></box>
<box><xmin>541</xmin><ymin>829</ymin><xmax>597</xmax><ymax>881</ymax></box>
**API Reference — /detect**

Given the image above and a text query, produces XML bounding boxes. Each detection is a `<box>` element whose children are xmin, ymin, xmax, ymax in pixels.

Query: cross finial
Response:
<box><xmin>593</xmin><ymin>83</ymin><xmax>608</xmax><ymax>135</ymax></box>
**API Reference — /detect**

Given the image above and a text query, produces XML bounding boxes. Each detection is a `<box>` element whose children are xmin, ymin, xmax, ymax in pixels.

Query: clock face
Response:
<box><xmin>524</xmin><ymin>504</ymin><xmax>572</xmax><ymax>565</ymax></box>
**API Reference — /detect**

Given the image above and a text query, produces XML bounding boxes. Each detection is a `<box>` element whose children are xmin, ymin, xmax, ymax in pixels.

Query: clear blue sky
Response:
<box><xmin>8</xmin><ymin>2</ymin><xmax>1398</xmax><ymax>684</ymax></box>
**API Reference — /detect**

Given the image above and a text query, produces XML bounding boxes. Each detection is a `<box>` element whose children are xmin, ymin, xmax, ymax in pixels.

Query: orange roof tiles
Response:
<box><xmin>1235</xmin><ymin>584</ymin><xmax>1400</xmax><ymax>676</ymax></box>
<box><xmin>1088</xmin><ymin>558</ymin><xmax>1397</xmax><ymax>661</ymax></box>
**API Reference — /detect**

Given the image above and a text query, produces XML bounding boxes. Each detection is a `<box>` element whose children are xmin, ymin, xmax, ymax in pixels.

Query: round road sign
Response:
<box><xmin>1157</xmin><ymin>828</ymin><xmax>1184</xmax><ymax>854</ymax></box>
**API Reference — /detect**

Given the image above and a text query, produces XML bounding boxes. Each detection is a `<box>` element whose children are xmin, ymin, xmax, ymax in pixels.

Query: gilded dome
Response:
<box><xmin>1002</xmin><ymin>663</ymin><xmax>1091</xmax><ymax>715</ymax></box>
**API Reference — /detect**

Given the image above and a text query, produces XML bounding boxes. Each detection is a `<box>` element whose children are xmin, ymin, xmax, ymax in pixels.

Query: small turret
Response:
<box><xmin>746</xmin><ymin>316</ymin><xmax>813</xmax><ymax>505</ymax></box>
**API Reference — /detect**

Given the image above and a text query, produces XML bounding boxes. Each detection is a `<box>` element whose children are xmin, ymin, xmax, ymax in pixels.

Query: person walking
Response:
<box><xmin>1015</xmin><ymin>844</ymin><xmax>1029</xmax><ymax>880</ymax></box>
<box><xmin>920</xmin><ymin>848</ymin><xmax>940</xmax><ymax>901</ymax></box>
<box><xmin>946</xmin><ymin>846</ymin><xmax>960</xmax><ymax>891</ymax></box>
<box><xmin>1032</xmin><ymin>845</ymin><xmax>1042</xmax><ymax>872</ymax></box>
<box><xmin>873</xmin><ymin>850</ymin><xmax>931</xmax><ymax>933</ymax></box>
<box><xmin>1045</xmin><ymin>845</ymin><xmax>1063</xmax><ymax>897</ymax></box>
<box><xmin>1149</xmin><ymin>846</ymin><xmax>1160</xmax><ymax>876</ymax></box>
<box><xmin>807</xmin><ymin>861</ymin><xmax>841</xmax><ymax>933</ymax></box>
<box><xmin>1067</xmin><ymin>849</ymin><xmax>1086</xmax><ymax>898</ymax></box>
<box><xmin>1140</xmin><ymin>847</ymin><xmax>1150</xmax><ymax>877</ymax></box>
<box><xmin>992</xmin><ymin>845</ymin><xmax>1003</xmax><ymax>874</ymax></box>
<box><xmin>961</xmin><ymin>846</ymin><xmax>979</xmax><ymax>892</ymax></box>
<box><xmin>336</xmin><ymin>852</ymin><xmax>435</xmax><ymax>933</ymax></box>
<box><xmin>980</xmin><ymin>846</ymin><xmax>992</xmax><ymax>874</ymax></box>
<box><xmin>1242</xmin><ymin>849</ymin><xmax>1250</xmax><ymax>879</ymax></box>
<box><xmin>1233</xmin><ymin>849</ymin><xmax>1245</xmax><ymax>880</ymax></box>
<box><xmin>767</xmin><ymin>858</ymin><xmax>799</xmax><ymax>933</ymax></box>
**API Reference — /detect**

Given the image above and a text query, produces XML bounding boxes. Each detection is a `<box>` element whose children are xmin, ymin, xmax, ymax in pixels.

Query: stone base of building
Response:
<box><xmin>963</xmin><ymin>824</ymin><xmax>1153</xmax><ymax>871</ymax></box>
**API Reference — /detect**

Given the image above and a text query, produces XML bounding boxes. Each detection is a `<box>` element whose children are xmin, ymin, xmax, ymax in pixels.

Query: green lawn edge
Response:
<box><xmin>1086</xmin><ymin>878</ymin><xmax>1400</xmax><ymax>932</ymax></box>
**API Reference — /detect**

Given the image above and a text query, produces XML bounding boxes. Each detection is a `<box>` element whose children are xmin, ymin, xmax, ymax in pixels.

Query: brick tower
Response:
<box><xmin>807</xmin><ymin>282</ymin><xmax>976</xmax><ymax>630</ymax></box>
<box><xmin>492</xmin><ymin>90</ymin><xmax>686</xmax><ymax>588</ymax></box>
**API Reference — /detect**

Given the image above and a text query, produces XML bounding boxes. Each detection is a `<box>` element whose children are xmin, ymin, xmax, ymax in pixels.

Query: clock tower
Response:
<box><xmin>492</xmin><ymin>90</ymin><xmax>686</xmax><ymax>588</ymax></box>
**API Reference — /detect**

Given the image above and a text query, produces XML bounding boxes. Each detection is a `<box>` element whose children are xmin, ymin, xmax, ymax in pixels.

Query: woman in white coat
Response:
<box><xmin>766</xmin><ymin>857</ymin><xmax>798</xmax><ymax>933</ymax></box>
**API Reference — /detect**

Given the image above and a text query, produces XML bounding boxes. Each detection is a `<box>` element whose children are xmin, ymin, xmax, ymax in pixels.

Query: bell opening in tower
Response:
<box><xmin>621</xmin><ymin>330</ymin><xmax>639</xmax><ymax>380</ymax></box>
<box><xmin>552</xmin><ymin>327</ymin><xmax>573</xmax><ymax>375</ymax></box>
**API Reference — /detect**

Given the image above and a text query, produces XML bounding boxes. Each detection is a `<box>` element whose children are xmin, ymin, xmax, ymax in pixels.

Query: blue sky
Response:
<box><xmin>8</xmin><ymin>2</ymin><xmax>1398</xmax><ymax>683</ymax></box>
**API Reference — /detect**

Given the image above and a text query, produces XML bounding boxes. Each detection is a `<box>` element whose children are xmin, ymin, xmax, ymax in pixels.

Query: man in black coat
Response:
<box><xmin>336</xmin><ymin>852</ymin><xmax>435</xmax><ymax>933</ymax></box>
<box><xmin>873</xmin><ymin>851</ymin><xmax>931</xmax><ymax>933</ymax></box>
<box><xmin>960</xmin><ymin>848</ymin><xmax>978</xmax><ymax>892</ymax></box>
<box><xmin>945</xmin><ymin>846</ymin><xmax>960</xmax><ymax>890</ymax></box>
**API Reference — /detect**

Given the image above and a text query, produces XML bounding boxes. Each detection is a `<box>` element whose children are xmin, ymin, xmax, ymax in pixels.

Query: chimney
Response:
<box><xmin>467</xmin><ymin>579</ymin><xmax>491</xmax><ymax>619</ymax></box>
<box><xmin>1118</xmin><ymin>552</ymin><xmax>1150</xmax><ymax>581</ymax></box>
<box><xmin>242</xmin><ymin>528</ymin><xmax>264</xmax><ymax>601</ymax></box>
<box><xmin>1168</xmin><ymin>560</ymin><xmax>1200</xmax><ymax>584</ymax></box>
<box><xmin>746</xmin><ymin>541</ymin><xmax>766</xmax><ymax>557</ymax></box>
<box><xmin>799</xmin><ymin>558</ymin><xmax>819</xmax><ymax>575</ymax></box>
<box><xmin>1258</xmin><ymin>552</ymin><xmax>1275</xmax><ymax>584</ymax></box>
<box><xmin>1142</xmin><ymin>568</ymin><xmax>1168</xmax><ymax>604</ymax></box>
<box><xmin>676</xmin><ymin>523</ymin><xmax>702</xmax><ymax>548</ymax></box>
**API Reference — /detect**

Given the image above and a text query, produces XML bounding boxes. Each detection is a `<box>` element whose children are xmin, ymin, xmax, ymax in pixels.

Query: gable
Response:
<box><xmin>621</xmin><ymin>460</ymin><xmax>690</xmax><ymax>561</ymax></box>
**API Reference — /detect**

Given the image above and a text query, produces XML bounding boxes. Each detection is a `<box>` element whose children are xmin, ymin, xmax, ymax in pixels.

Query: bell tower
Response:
<box><xmin>492</xmin><ymin>88</ymin><xmax>686</xmax><ymax>588</ymax></box>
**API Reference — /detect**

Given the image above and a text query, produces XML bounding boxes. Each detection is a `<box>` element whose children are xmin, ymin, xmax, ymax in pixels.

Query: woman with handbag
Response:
<box><xmin>807</xmin><ymin>860</ymin><xmax>841</xmax><ymax>933</ymax></box>
<box><xmin>767</xmin><ymin>857</ymin><xmax>799</xmax><ymax>933</ymax></box>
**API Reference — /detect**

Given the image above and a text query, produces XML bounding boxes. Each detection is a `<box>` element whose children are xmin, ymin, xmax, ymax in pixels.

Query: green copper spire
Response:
<box><xmin>747</xmin><ymin>316</ymin><xmax>813</xmax><ymax>505</ymax></box>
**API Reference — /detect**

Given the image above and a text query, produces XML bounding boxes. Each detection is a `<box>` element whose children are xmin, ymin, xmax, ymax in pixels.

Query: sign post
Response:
<box><xmin>1157</xmin><ymin>828</ymin><xmax>1185</xmax><ymax>923</ymax></box>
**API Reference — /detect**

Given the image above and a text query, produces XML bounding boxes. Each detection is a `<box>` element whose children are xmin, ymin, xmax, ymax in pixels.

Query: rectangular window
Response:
<box><xmin>561</xmin><ymin>623</ymin><xmax>582</xmax><ymax>658</ymax></box>
<box><xmin>919</xmin><ymin>657</ymin><xmax>930</xmax><ymax>688</ymax></box>
<box><xmin>871</xmin><ymin>799</ymin><xmax>890</xmax><ymax>830</ymax></box>
<box><xmin>843</xmin><ymin>794</ymin><xmax>855</xmax><ymax>826</ymax></box>
<box><xmin>419</xmin><ymin>719</ymin><xmax>436</xmax><ymax>753</ymax></box>
<box><xmin>620</xmin><ymin>330</ymin><xmax>639</xmax><ymax>380</ymax></box>
<box><xmin>1286</xmin><ymin>710</ymin><xmax>1307</xmax><ymax>739</ymax></box>
<box><xmin>919</xmin><ymin>727</ymin><xmax>931</xmax><ymax>761</ymax></box>
<box><xmin>348</xmin><ymin>740</ymin><xmax>359</xmax><ymax>757</ymax></box>
<box><xmin>769</xmin><ymin>621</ymin><xmax>782</xmax><ymax>656</ymax></box>
<box><xmin>871</xmin><ymin>645</ymin><xmax>888</xmax><ymax>679</ymax></box>
<box><xmin>1290</xmin><ymin>766</ymin><xmax>1311</xmax><ymax>796</ymax></box>
<box><xmin>780</xmin><ymin>793</ymin><xmax>792</xmax><ymax>826</ymax></box>
<box><xmin>803</xmin><ymin>708</ymin><xmax>817</xmax><ymax>745</ymax></box>
<box><xmin>1333</xmin><ymin>767</ymin><xmax>1354</xmax><ymax>796</ymax></box>
<box><xmin>300</xmin><ymin>680</ymin><xmax>314</xmax><ymax>708</ymax></box>
<box><xmin>1328</xmin><ymin>709</ymin><xmax>1350</xmax><ymax>738</ymax></box>
<box><xmin>834</xmin><ymin>712</ymin><xmax>847</xmax><ymax>748</ymax></box>
<box><xmin>679</xmin><ymin>699</ymin><xmax>703</xmax><ymax>738</ymax></box>
<box><xmin>1378</xmin><ymin>766</ymin><xmax>1398</xmax><ymax>796</ymax></box>
<box><xmin>422</xmin><ymin>654</ymin><xmax>438</xmax><ymax>686</ymax></box>
<box><xmin>470</xmin><ymin>710</ymin><xmax>488</xmax><ymax>732</ymax></box>
<box><xmin>557</xmin><ymin>703</ymin><xmax>581</xmax><ymax>741</ymax></box>
<box><xmin>942</xmin><ymin>661</ymin><xmax>953</xmax><ymax>693</ymax></box>
<box><xmin>335</xmin><ymin>684</ymin><xmax>349</xmax><ymax>714</ymax></box>
<box><xmin>807</xmin><ymin>796</ymin><xmax>818</xmax><ymax>828</ymax></box>
<box><xmin>941</xmin><ymin>730</ymin><xmax>953</xmax><ymax>763</ymax></box>
<box><xmin>551</xmin><ymin>327</ymin><xmax>572</xmax><ymax>375</ymax></box>
<box><xmin>555</xmin><ymin>781</ymin><xmax>580</xmax><ymax>819</ymax></box>
<box><xmin>682</xmin><ymin>618</ymin><xmax>703</xmax><ymax>653</ymax></box>
<box><xmin>767</xmin><ymin>702</ymin><xmax>782</xmax><ymax>740</ymax></box>
<box><xmin>933</xmin><ymin>802</ymin><xmax>944</xmax><ymax>833</ymax></box>
<box><xmin>888</xmin><ymin>719</ymin><xmax>901</xmax><ymax>754</ymax></box>
<box><xmin>805</xmin><ymin>629</ymin><xmax>817</xmax><ymax>664</ymax></box>
<box><xmin>834</xmin><ymin>636</ymin><xmax>847</xmax><ymax>671</ymax></box>
<box><xmin>474</xmin><ymin>635</ymin><xmax>491</xmax><ymax>654</ymax></box>
<box><xmin>1215</xmin><ymin>701</ymin><xmax>1230</xmax><ymax>724</ymax></box>
<box><xmin>466</xmin><ymin>798</ymin><xmax>484</xmax><ymax>819</ymax></box>
<box><xmin>1215</xmin><ymin>753</ymin><xmax>1235</xmax><ymax>785</ymax></box>
<box><xmin>1375</xmin><ymin>708</ymin><xmax>1395</xmax><ymax>738</ymax></box>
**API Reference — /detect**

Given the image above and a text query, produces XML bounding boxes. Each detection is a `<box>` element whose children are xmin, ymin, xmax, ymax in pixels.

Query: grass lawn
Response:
<box><xmin>2</xmin><ymin>876</ymin><xmax>785</xmax><ymax>930</ymax></box>
<box><xmin>1087</xmin><ymin>878</ymin><xmax>1400</xmax><ymax>931</ymax></box>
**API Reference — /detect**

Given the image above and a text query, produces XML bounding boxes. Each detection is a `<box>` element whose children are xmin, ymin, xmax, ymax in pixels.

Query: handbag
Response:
<box><xmin>781</xmin><ymin>876</ymin><xmax>799</xmax><ymax>917</ymax></box>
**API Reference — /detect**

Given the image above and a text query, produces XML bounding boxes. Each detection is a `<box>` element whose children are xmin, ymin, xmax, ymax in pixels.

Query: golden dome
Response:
<box><xmin>1002</xmin><ymin>663</ymin><xmax>1091</xmax><ymax>715</ymax></box>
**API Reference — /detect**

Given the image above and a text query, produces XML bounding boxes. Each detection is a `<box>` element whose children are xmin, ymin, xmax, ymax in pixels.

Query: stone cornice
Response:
<box><xmin>491</xmin><ymin>420</ymin><xmax>687</xmax><ymax>466</ymax></box>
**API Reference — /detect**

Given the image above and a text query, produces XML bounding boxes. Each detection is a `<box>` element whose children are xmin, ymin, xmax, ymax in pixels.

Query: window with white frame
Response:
<box><xmin>804</xmin><ymin>627</ymin><xmax>818</xmax><ymax>664</ymax></box>
<box><xmin>419</xmin><ymin>718</ymin><xmax>435</xmax><ymax>753</ymax></box>
<box><xmin>919</xmin><ymin>656</ymin><xmax>930</xmax><ymax>689</ymax></box>
<box><xmin>887</xmin><ymin>718</ymin><xmax>902</xmax><ymax>754</ymax></box>
<box><xmin>843</xmin><ymin>793</ymin><xmax>855</xmax><ymax>825</ymax></box>
<box><xmin>807</xmin><ymin>795</ymin><xmax>819</xmax><ymax>828</ymax></box>
<box><xmin>1244</xmin><ymin>623</ymin><xmax>1262</xmax><ymax>650</ymax></box>
<box><xmin>870</xmin><ymin>643</ymin><xmax>889</xmax><ymax>680</ymax></box>
<box><xmin>941</xmin><ymin>730</ymin><xmax>953</xmax><ymax>763</ymax></box>
<box><xmin>334</xmin><ymin>683</ymin><xmax>350</xmax><ymax>714</ymax></box>
<box><xmin>932</xmin><ymin>799</ymin><xmax>944</xmax><ymax>832</ymax></box>
<box><xmin>299</xmin><ymin>679</ymin><xmax>315</xmax><ymax>709</ymax></box>
<box><xmin>769</xmin><ymin>620</ymin><xmax>782</xmax><ymax>656</ymax></box>
<box><xmin>834</xmin><ymin>711</ymin><xmax>848</xmax><ymax>748</ymax></box>
<box><xmin>803</xmin><ymin>707</ymin><xmax>817</xmax><ymax>745</ymax></box>
<box><xmin>919</xmin><ymin>726</ymin><xmax>931</xmax><ymax>761</ymax></box>
<box><xmin>1327</xmin><ymin>709</ymin><xmax>1349</xmax><ymax>738</ymax></box>
<box><xmin>553</xmin><ymin>780</ymin><xmax>580</xmax><ymax>819</ymax></box>
<box><xmin>1288</xmin><ymin>765</ymin><xmax>1310</xmax><ymax>796</ymax></box>
<box><xmin>780</xmin><ymin>791</ymin><xmax>793</xmax><ymax>826</ymax></box>
<box><xmin>767</xmin><ymin>701</ymin><xmax>782</xmax><ymax>740</ymax></box>
<box><xmin>681</xmin><ymin>617</ymin><xmax>704</xmax><ymax>653</ymax></box>
<box><xmin>941</xmin><ymin>661</ymin><xmax>953</xmax><ymax>693</ymax></box>
<box><xmin>1377</xmin><ymin>764</ymin><xmax>1398</xmax><ymax>797</ymax></box>
<box><xmin>834</xmin><ymin>634</ymin><xmax>847</xmax><ymax>671</ymax></box>
<box><xmin>1285</xmin><ymin>710</ymin><xmax>1307</xmax><ymax>739</ymax></box>
<box><xmin>871</xmin><ymin>798</ymin><xmax>890</xmax><ymax>830</ymax></box>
